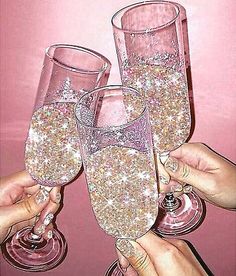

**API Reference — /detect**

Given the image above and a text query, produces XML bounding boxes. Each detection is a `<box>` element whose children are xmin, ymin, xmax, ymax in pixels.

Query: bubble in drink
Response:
<box><xmin>122</xmin><ymin>64</ymin><xmax>191</xmax><ymax>152</ymax></box>
<box><xmin>85</xmin><ymin>145</ymin><xmax>158</xmax><ymax>239</ymax></box>
<box><xmin>25</xmin><ymin>102</ymin><xmax>82</xmax><ymax>186</ymax></box>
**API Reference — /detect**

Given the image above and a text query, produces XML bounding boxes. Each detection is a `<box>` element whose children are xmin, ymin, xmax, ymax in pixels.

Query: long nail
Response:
<box><xmin>117</xmin><ymin>261</ymin><xmax>130</xmax><ymax>273</ymax></box>
<box><xmin>171</xmin><ymin>184</ymin><xmax>183</xmax><ymax>192</ymax></box>
<box><xmin>159</xmin><ymin>175</ymin><xmax>169</xmax><ymax>185</ymax></box>
<box><xmin>35</xmin><ymin>224</ymin><xmax>46</xmax><ymax>235</ymax></box>
<box><xmin>35</xmin><ymin>188</ymin><xmax>49</xmax><ymax>204</ymax></box>
<box><xmin>47</xmin><ymin>230</ymin><xmax>53</xmax><ymax>239</ymax></box>
<box><xmin>165</xmin><ymin>157</ymin><xmax>179</xmax><ymax>172</ymax></box>
<box><xmin>43</xmin><ymin>213</ymin><xmax>54</xmax><ymax>226</ymax></box>
<box><xmin>183</xmin><ymin>185</ymin><xmax>193</xmax><ymax>193</ymax></box>
<box><xmin>55</xmin><ymin>193</ymin><xmax>61</xmax><ymax>204</ymax></box>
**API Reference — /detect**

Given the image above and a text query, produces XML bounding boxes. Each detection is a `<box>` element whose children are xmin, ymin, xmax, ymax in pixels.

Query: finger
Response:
<box><xmin>0</xmin><ymin>188</ymin><xmax>50</xmax><ymax>228</ymax></box>
<box><xmin>116</xmin><ymin>238</ymin><xmax>158</xmax><ymax>276</ymax></box>
<box><xmin>0</xmin><ymin>171</ymin><xmax>36</xmax><ymax>205</ymax></box>
<box><xmin>43</xmin><ymin>223</ymin><xmax>54</xmax><ymax>240</ymax></box>
<box><xmin>116</xmin><ymin>250</ymin><xmax>138</xmax><ymax>275</ymax></box>
<box><xmin>0</xmin><ymin>171</ymin><xmax>35</xmax><ymax>190</ymax></box>
<box><xmin>136</xmin><ymin>232</ymin><xmax>189</xmax><ymax>275</ymax></box>
<box><xmin>33</xmin><ymin>187</ymin><xmax>61</xmax><ymax>235</ymax></box>
<box><xmin>6</xmin><ymin>216</ymin><xmax>36</xmax><ymax>238</ymax></box>
<box><xmin>170</xmin><ymin>143</ymin><xmax>206</xmax><ymax>165</ymax></box>
<box><xmin>165</xmin><ymin>239</ymin><xmax>207</xmax><ymax>275</ymax></box>
<box><xmin>116</xmin><ymin>249</ymin><xmax>130</xmax><ymax>272</ymax></box>
<box><xmin>24</xmin><ymin>185</ymin><xmax>40</xmax><ymax>195</ymax></box>
<box><xmin>155</xmin><ymin>156</ymin><xmax>171</xmax><ymax>194</ymax></box>
<box><xmin>164</xmin><ymin>156</ymin><xmax>214</xmax><ymax>193</ymax></box>
<box><xmin>50</xmin><ymin>186</ymin><xmax>62</xmax><ymax>205</ymax></box>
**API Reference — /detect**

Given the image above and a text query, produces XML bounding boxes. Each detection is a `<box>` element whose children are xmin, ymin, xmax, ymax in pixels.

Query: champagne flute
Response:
<box><xmin>112</xmin><ymin>1</ymin><xmax>204</xmax><ymax>236</ymax></box>
<box><xmin>2</xmin><ymin>44</ymin><xmax>111</xmax><ymax>271</ymax></box>
<box><xmin>75</xmin><ymin>85</ymin><xmax>158</xmax><ymax>274</ymax></box>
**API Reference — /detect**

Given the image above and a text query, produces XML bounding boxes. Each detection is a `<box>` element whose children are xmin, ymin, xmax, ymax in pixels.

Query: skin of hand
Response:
<box><xmin>116</xmin><ymin>231</ymin><xmax>207</xmax><ymax>276</ymax></box>
<box><xmin>0</xmin><ymin>171</ymin><xmax>61</xmax><ymax>244</ymax></box>
<box><xmin>162</xmin><ymin>143</ymin><xmax>236</xmax><ymax>209</ymax></box>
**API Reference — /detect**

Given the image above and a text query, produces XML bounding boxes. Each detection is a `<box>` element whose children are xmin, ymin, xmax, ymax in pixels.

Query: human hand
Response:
<box><xmin>115</xmin><ymin>231</ymin><xmax>207</xmax><ymax>276</ymax></box>
<box><xmin>162</xmin><ymin>143</ymin><xmax>236</xmax><ymax>209</ymax></box>
<box><xmin>0</xmin><ymin>171</ymin><xmax>61</xmax><ymax>244</ymax></box>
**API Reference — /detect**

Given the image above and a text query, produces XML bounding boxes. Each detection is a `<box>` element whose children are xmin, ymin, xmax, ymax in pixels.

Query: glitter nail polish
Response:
<box><xmin>171</xmin><ymin>184</ymin><xmax>183</xmax><ymax>192</ymax></box>
<box><xmin>35</xmin><ymin>224</ymin><xmax>46</xmax><ymax>235</ymax></box>
<box><xmin>165</xmin><ymin>158</ymin><xmax>179</xmax><ymax>173</ymax></box>
<box><xmin>47</xmin><ymin>230</ymin><xmax>53</xmax><ymax>239</ymax></box>
<box><xmin>55</xmin><ymin>193</ymin><xmax>61</xmax><ymax>204</ymax></box>
<box><xmin>35</xmin><ymin>189</ymin><xmax>49</xmax><ymax>204</ymax></box>
<box><xmin>159</xmin><ymin>175</ymin><xmax>169</xmax><ymax>185</ymax></box>
<box><xmin>43</xmin><ymin>213</ymin><xmax>54</xmax><ymax>226</ymax></box>
<box><xmin>183</xmin><ymin>185</ymin><xmax>193</xmax><ymax>193</ymax></box>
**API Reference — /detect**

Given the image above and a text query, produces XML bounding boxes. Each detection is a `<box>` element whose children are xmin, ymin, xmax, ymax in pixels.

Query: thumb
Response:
<box><xmin>116</xmin><ymin>239</ymin><xmax>158</xmax><ymax>276</ymax></box>
<box><xmin>1</xmin><ymin>188</ymin><xmax>50</xmax><ymax>228</ymax></box>
<box><xmin>164</xmin><ymin>156</ymin><xmax>210</xmax><ymax>193</ymax></box>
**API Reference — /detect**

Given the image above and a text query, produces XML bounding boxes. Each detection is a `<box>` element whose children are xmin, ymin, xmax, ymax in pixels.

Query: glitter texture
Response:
<box><xmin>122</xmin><ymin>64</ymin><xmax>191</xmax><ymax>153</ymax></box>
<box><xmin>44</xmin><ymin>77</ymin><xmax>82</xmax><ymax>104</ymax></box>
<box><xmin>35</xmin><ymin>188</ymin><xmax>49</xmax><ymax>204</ymax></box>
<box><xmin>85</xmin><ymin>145</ymin><xmax>158</xmax><ymax>239</ymax></box>
<box><xmin>25</xmin><ymin>103</ymin><xmax>82</xmax><ymax>186</ymax></box>
<box><xmin>116</xmin><ymin>239</ymin><xmax>137</xmax><ymax>257</ymax></box>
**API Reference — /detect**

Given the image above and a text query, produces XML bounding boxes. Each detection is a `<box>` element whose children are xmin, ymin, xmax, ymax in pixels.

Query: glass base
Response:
<box><xmin>2</xmin><ymin>226</ymin><xmax>67</xmax><ymax>272</ymax></box>
<box><xmin>153</xmin><ymin>191</ymin><xmax>204</xmax><ymax>236</ymax></box>
<box><xmin>105</xmin><ymin>260</ymin><xmax>124</xmax><ymax>276</ymax></box>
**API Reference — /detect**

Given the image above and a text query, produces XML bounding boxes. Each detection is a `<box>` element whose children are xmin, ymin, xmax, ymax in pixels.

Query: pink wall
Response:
<box><xmin>1</xmin><ymin>0</ymin><xmax>236</xmax><ymax>275</ymax></box>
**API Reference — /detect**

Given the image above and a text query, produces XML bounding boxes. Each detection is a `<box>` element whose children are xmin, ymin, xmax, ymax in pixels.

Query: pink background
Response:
<box><xmin>1</xmin><ymin>0</ymin><xmax>236</xmax><ymax>275</ymax></box>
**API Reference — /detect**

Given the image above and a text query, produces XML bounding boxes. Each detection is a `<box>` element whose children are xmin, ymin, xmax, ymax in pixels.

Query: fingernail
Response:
<box><xmin>43</xmin><ymin>213</ymin><xmax>54</xmax><ymax>226</ymax></box>
<box><xmin>183</xmin><ymin>185</ymin><xmax>193</xmax><ymax>193</ymax></box>
<box><xmin>159</xmin><ymin>153</ymin><xmax>169</xmax><ymax>164</ymax></box>
<box><xmin>159</xmin><ymin>175</ymin><xmax>169</xmax><ymax>185</ymax></box>
<box><xmin>117</xmin><ymin>261</ymin><xmax>130</xmax><ymax>273</ymax></box>
<box><xmin>35</xmin><ymin>224</ymin><xmax>46</xmax><ymax>235</ymax></box>
<box><xmin>165</xmin><ymin>157</ymin><xmax>179</xmax><ymax>172</ymax></box>
<box><xmin>35</xmin><ymin>188</ymin><xmax>49</xmax><ymax>204</ymax></box>
<box><xmin>55</xmin><ymin>192</ymin><xmax>61</xmax><ymax>204</ymax></box>
<box><xmin>116</xmin><ymin>239</ymin><xmax>136</xmax><ymax>258</ymax></box>
<box><xmin>171</xmin><ymin>184</ymin><xmax>183</xmax><ymax>192</ymax></box>
<box><xmin>47</xmin><ymin>230</ymin><xmax>53</xmax><ymax>239</ymax></box>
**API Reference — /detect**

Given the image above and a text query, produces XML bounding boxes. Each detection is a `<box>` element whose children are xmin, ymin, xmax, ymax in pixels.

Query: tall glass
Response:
<box><xmin>2</xmin><ymin>44</ymin><xmax>111</xmax><ymax>271</ymax></box>
<box><xmin>75</xmin><ymin>85</ymin><xmax>158</xmax><ymax>273</ymax></box>
<box><xmin>112</xmin><ymin>1</ymin><xmax>203</xmax><ymax>236</ymax></box>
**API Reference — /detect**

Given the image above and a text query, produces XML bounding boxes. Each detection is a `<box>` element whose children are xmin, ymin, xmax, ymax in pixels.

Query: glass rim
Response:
<box><xmin>45</xmin><ymin>43</ymin><xmax>111</xmax><ymax>75</ymax></box>
<box><xmin>111</xmin><ymin>0</ymin><xmax>180</xmax><ymax>34</ymax></box>
<box><xmin>75</xmin><ymin>85</ymin><xmax>147</xmax><ymax>131</ymax></box>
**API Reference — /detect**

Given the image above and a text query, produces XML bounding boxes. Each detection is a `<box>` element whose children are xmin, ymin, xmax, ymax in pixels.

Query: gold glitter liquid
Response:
<box><xmin>122</xmin><ymin>64</ymin><xmax>191</xmax><ymax>153</ymax></box>
<box><xmin>25</xmin><ymin>103</ymin><xmax>82</xmax><ymax>186</ymax></box>
<box><xmin>85</xmin><ymin>145</ymin><xmax>158</xmax><ymax>239</ymax></box>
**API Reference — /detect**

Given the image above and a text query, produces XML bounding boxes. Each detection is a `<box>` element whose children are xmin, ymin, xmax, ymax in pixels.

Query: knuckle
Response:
<box><xmin>172</xmin><ymin>239</ymin><xmax>188</xmax><ymax>250</ymax></box>
<box><xmin>162</xmin><ymin>244</ymin><xmax>180</xmax><ymax>259</ymax></box>
<box><xmin>181</xmin><ymin>164</ymin><xmax>191</xmax><ymax>180</ymax></box>
<box><xmin>133</xmin><ymin>253</ymin><xmax>150</xmax><ymax>272</ymax></box>
<box><xmin>21</xmin><ymin>200</ymin><xmax>34</xmax><ymax>216</ymax></box>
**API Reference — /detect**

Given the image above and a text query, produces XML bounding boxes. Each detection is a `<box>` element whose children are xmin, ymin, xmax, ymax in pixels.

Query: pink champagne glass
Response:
<box><xmin>2</xmin><ymin>44</ymin><xmax>111</xmax><ymax>272</ymax></box>
<box><xmin>112</xmin><ymin>1</ymin><xmax>204</xmax><ymax>238</ymax></box>
<box><xmin>75</xmin><ymin>85</ymin><xmax>158</xmax><ymax>275</ymax></box>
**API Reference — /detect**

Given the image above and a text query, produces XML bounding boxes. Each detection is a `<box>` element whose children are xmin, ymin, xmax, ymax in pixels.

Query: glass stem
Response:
<box><xmin>159</xmin><ymin>152</ymin><xmax>181</xmax><ymax>212</ymax></box>
<box><xmin>25</xmin><ymin>185</ymin><xmax>52</xmax><ymax>247</ymax></box>
<box><xmin>162</xmin><ymin>192</ymin><xmax>181</xmax><ymax>211</ymax></box>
